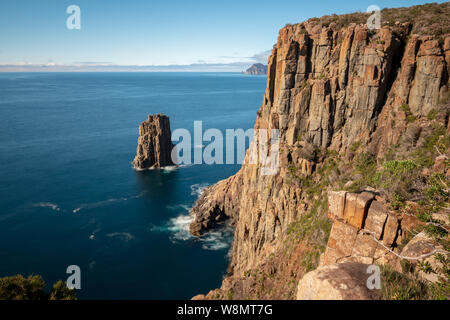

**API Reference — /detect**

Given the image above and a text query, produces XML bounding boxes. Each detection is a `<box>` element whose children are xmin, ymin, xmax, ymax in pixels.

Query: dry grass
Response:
<box><xmin>297</xmin><ymin>2</ymin><xmax>449</xmax><ymax>38</ymax></box>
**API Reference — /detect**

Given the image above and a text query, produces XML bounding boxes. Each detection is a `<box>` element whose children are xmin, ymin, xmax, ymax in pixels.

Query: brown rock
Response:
<box><xmin>327</xmin><ymin>191</ymin><xmax>346</xmax><ymax>220</ymax></box>
<box><xmin>296</xmin><ymin>262</ymin><xmax>377</xmax><ymax>300</ymax></box>
<box><xmin>409</xmin><ymin>39</ymin><xmax>445</xmax><ymax>117</ymax></box>
<box><xmin>322</xmin><ymin>247</ymin><xmax>344</xmax><ymax>266</ymax></box>
<box><xmin>401</xmin><ymin>213</ymin><xmax>424</xmax><ymax>234</ymax></box>
<box><xmin>327</xmin><ymin>221</ymin><xmax>358</xmax><ymax>257</ymax></box>
<box><xmin>352</xmin><ymin>232</ymin><xmax>377</xmax><ymax>260</ymax></box>
<box><xmin>343</xmin><ymin>192</ymin><xmax>374</xmax><ymax>229</ymax></box>
<box><xmin>189</xmin><ymin>171</ymin><xmax>243</xmax><ymax>236</ymax></box>
<box><xmin>382</xmin><ymin>214</ymin><xmax>399</xmax><ymax>247</ymax></box>
<box><xmin>433</xmin><ymin>155</ymin><xmax>447</xmax><ymax>174</ymax></box>
<box><xmin>445</xmin><ymin>37</ymin><xmax>450</xmax><ymax>79</ymax></box>
<box><xmin>133</xmin><ymin>114</ymin><xmax>174</xmax><ymax>169</ymax></box>
<box><xmin>373</xmin><ymin>244</ymin><xmax>399</xmax><ymax>268</ymax></box>
<box><xmin>401</xmin><ymin>232</ymin><xmax>446</xmax><ymax>283</ymax></box>
<box><xmin>364</xmin><ymin>201</ymin><xmax>388</xmax><ymax>239</ymax></box>
<box><xmin>432</xmin><ymin>208</ymin><xmax>450</xmax><ymax>225</ymax></box>
<box><xmin>340</xmin><ymin>256</ymin><xmax>374</xmax><ymax>265</ymax></box>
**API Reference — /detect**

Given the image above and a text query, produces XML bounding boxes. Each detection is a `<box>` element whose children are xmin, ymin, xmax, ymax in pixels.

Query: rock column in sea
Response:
<box><xmin>133</xmin><ymin>114</ymin><xmax>175</xmax><ymax>169</ymax></box>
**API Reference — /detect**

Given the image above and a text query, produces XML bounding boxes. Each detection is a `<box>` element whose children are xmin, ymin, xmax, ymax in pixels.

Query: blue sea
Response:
<box><xmin>0</xmin><ymin>72</ymin><xmax>266</xmax><ymax>299</ymax></box>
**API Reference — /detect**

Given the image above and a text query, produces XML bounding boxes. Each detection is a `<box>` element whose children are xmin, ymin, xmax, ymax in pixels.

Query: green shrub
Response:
<box><xmin>427</xmin><ymin>109</ymin><xmax>438</xmax><ymax>120</ymax></box>
<box><xmin>424</xmin><ymin>224</ymin><xmax>448</xmax><ymax>240</ymax></box>
<box><xmin>301</xmin><ymin>250</ymin><xmax>321</xmax><ymax>273</ymax></box>
<box><xmin>372</xmin><ymin>160</ymin><xmax>419</xmax><ymax>204</ymax></box>
<box><xmin>0</xmin><ymin>275</ymin><xmax>76</xmax><ymax>300</ymax></box>
<box><xmin>226</xmin><ymin>289</ymin><xmax>234</xmax><ymax>300</ymax></box>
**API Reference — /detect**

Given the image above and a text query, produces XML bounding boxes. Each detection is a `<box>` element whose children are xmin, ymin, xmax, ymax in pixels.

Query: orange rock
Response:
<box><xmin>401</xmin><ymin>213</ymin><xmax>424</xmax><ymax>234</ymax></box>
<box><xmin>343</xmin><ymin>192</ymin><xmax>374</xmax><ymax>229</ymax></box>
<box><xmin>365</xmin><ymin>201</ymin><xmax>388</xmax><ymax>239</ymax></box>
<box><xmin>433</xmin><ymin>155</ymin><xmax>447</xmax><ymax>174</ymax></box>
<box><xmin>296</xmin><ymin>262</ymin><xmax>377</xmax><ymax>300</ymax></box>
<box><xmin>327</xmin><ymin>191</ymin><xmax>347</xmax><ymax>220</ymax></box>
<box><xmin>351</xmin><ymin>232</ymin><xmax>377</xmax><ymax>260</ymax></box>
<box><xmin>327</xmin><ymin>220</ymin><xmax>358</xmax><ymax>257</ymax></box>
<box><xmin>322</xmin><ymin>246</ymin><xmax>345</xmax><ymax>266</ymax></box>
<box><xmin>382</xmin><ymin>214</ymin><xmax>400</xmax><ymax>247</ymax></box>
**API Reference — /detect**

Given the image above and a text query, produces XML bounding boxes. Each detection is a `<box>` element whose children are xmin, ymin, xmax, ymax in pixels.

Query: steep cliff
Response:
<box><xmin>191</xmin><ymin>3</ymin><xmax>450</xmax><ymax>300</ymax></box>
<box><xmin>133</xmin><ymin>114</ymin><xmax>175</xmax><ymax>169</ymax></box>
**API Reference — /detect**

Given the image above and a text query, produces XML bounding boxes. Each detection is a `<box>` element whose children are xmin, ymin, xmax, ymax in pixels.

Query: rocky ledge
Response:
<box><xmin>133</xmin><ymin>114</ymin><xmax>175</xmax><ymax>170</ymax></box>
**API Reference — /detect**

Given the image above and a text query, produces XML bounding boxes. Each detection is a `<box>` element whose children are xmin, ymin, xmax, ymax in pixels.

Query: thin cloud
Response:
<box><xmin>0</xmin><ymin>50</ymin><xmax>272</xmax><ymax>72</ymax></box>
<box><xmin>0</xmin><ymin>62</ymin><xmax>250</xmax><ymax>72</ymax></box>
<box><xmin>248</xmin><ymin>50</ymin><xmax>271</xmax><ymax>64</ymax></box>
<box><xmin>72</xmin><ymin>61</ymin><xmax>114</xmax><ymax>66</ymax></box>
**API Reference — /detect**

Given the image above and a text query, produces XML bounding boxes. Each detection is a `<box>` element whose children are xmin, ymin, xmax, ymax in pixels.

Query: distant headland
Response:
<box><xmin>243</xmin><ymin>63</ymin><xmax>268</xmax><ymax>75</ymax></box>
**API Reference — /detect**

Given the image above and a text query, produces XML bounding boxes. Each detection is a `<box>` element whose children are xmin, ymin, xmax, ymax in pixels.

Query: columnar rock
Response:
<box><xmin>323</xmin><ymin>191</ymin><xmax>403</xmax><ymax>267</ymax></box>
<box><xmin>189</xmin><ymin>3</ymin><xmax>450</xmax><ymax>300</ymax></box>
<box><xmin>133</xmin><ymin>114</ymin><xmax>175</xmax><ymax>169</ymax></box>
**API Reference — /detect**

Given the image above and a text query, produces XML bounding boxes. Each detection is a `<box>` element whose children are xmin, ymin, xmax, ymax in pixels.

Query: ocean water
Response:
<box><xmin>0</xmin><ymin>72</ymin><xmax>266</xmax><ymax>299</ymax></box>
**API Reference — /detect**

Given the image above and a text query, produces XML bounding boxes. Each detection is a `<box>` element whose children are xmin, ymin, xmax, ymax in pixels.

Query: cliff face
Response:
<box><xmin>133</xmin><ymin>114</ymin><xmax>175</xmax><ymax>169</ymax></box>
<box><xmin>191</xmin><ymin>3</ymin><xmax>450</xmax><ymax>300</ymax></box>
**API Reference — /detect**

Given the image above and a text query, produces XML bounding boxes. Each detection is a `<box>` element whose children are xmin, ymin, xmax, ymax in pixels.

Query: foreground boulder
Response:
<box><xmin>133</xmin><ymin>114</ymin><xmax>175</xmax><ymax>169</ymax></box>
<box><xmin>400</xmin><ymin>232</ymin><xmax>448</xmax><ymax>284</ymax></box>
<box><xmin>296</xmin><ymin>262</ymin><xmax>377</xmax><ymax>300</ymax></box>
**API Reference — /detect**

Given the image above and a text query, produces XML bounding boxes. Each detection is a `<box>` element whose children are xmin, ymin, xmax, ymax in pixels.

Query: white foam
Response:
<box><xmin>72</xmin><ymin>192</ymin><xmax>145</xmax><ymax>213</ymax></box>
<box><xmin>190</xmin><ymin>183</ymin><xmax>210</xmax><ymax>197</ymax></box>
<box><xmin>106</xmin><ymin>232</ymin><xmax>135</xmax><ymax>242</ymax></box>
<box><xmin>166</xmin><ymin>204</ymin><xmax>192</xmax><ymax>212</ymax></box>
<box><xmin>132</xmin><ymin>163</ymin><xmax>192</xmax><ymax>172</ymax></box>
<box><xmin>159</xmin><ymin>214</ymin><xmax>234</xmax><ymax>251</ymax></box>
<box><xmin>200</xmin><ymin>228</ymin><xmax>234</xmax><ymax>251</ymax></box>
<box><xmin>168</xmin><ymin>214</ymin><xmax>194</xmax><ymax>241</ymax></box>
<box><xmin>88</xmin><ymin>228</ymin><xmax>101</xmax><ymax>240</ymax></box>
<box><xmin>32</xmin><ymin>202</ymin><xmax>61</xmax><ymax>212</ymax></box>
<box><xmin>163</xmin><ymin>166</ymin><xmax>178</xmax><ymax>173</ymax></box>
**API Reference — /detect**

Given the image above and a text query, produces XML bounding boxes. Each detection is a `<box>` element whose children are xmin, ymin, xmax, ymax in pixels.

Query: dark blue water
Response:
<box><xmin>0</xmin><ymin>72</ymin><xmax>266</xmax><ymax>299</ymax></box>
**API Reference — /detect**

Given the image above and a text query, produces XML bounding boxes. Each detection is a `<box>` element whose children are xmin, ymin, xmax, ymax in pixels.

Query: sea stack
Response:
<box><xmin>133</xmin><ymin>114</ymin><xmax>175</xmax><ymax>169</ymax></box>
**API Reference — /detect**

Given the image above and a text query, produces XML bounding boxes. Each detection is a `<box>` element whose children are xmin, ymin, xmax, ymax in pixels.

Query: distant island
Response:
<box><xmin>243</xmin><ymin>63</ymin><xmax>267</xmax><ymax>75</ymax></box>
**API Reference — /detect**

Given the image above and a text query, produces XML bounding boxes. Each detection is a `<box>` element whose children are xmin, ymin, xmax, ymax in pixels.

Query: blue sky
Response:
<box><xmin>0</xmin><ymin>0</ymin><xmax>445</xmax><ymax>71</ymax></box>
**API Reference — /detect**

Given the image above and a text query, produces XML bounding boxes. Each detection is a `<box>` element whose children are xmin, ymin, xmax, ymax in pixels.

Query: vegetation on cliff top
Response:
<box><xmin>287</xmin><ymin>2</ymin><xmax>449</xmax><ymax>39</ymax></box>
